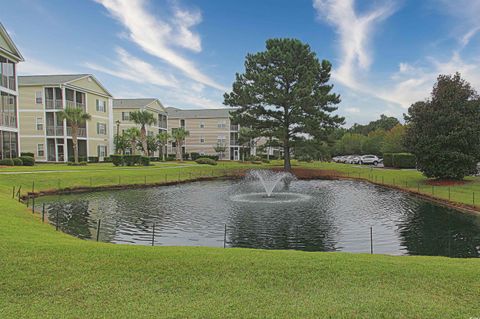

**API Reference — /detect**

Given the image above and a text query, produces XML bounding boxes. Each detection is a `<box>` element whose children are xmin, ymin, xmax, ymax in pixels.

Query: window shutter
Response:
<box><xmin>96</xmin><ymin>99</ymin><xmax>99</xmax><ymax>111</ymax></box>
<box><xmin>97</xmin><ymin>145</ymin><xmax>100</xmax><ymax>157</ymax></box>
<box><xmin>96</xmin><ymin>123</ymin><xmax>99</xmax><ymax>134</ymax></box>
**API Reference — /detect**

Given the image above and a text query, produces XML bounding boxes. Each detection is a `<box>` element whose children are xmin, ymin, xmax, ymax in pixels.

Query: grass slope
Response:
<box><xmin>1</xmin><ymin>162</ymin><xmax>479</xmax><ymax>318</ymax></box>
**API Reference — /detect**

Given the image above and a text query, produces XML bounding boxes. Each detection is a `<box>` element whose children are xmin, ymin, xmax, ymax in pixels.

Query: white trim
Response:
<box><xmin>91</xmin><ymin>114</ymin><xmax>109</xmax><ymax>120</ymax></box>
<box><xmin>18</xmin><ymin>109</ymin><xmax>46</xmax><ymax>113</ymax></box>
<box><xmin>0</xmin><ymin>86</ymin><xmax>18</xmax><ymax>96</ymax></box>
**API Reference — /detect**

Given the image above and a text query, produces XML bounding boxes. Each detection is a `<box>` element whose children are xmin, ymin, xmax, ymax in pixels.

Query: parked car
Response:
<box><xmin>360</xmin><ymin>155</ymin><xmax>380</xmax><ymax>165</ymax></box>
<box><xmin>351</xmin><ymin>156</ymin><xmax>361</xmax><ymax>164</ymax></box>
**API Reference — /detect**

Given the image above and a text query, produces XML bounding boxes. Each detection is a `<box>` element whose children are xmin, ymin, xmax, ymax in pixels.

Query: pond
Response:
<box><xmin>37</xmin><ymin>178</ymin><xmax>480</xmax><ymax>257</ymax></box>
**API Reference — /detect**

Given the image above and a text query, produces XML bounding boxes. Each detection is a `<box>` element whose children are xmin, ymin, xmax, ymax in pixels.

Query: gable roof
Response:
<box><xmin>0</xmin><ymin>23</ymin><xmax>24</xmax><ymax>62</ymax></box>
<box><xmin>166</xmin><ymin>107</ymin><xmax>233</xmax><ymax>119</ymax></box>
<box><xmin>113</xmin><ymin>98</ymin><xmax>158</xmax><ymax>109</ymax></box>
<box><xmin>18</xmin><ymin>74</ymin><xmax>112</xmax><ymax>97</ymax></box>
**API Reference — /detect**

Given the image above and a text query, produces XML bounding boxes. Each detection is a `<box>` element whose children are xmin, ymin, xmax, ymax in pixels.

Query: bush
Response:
<box><xmin>383</xmin><ymin>153</ymin><xmax>416</xmax><ymax>169</ymax></box>
<box><xmin>246</xmin><ymin>155</ymin><xmax>262</xmax><ymax>162</ymax></box>
<box><xmin>195</xmin><ymin>157</ymin><xmax>217</xmax><ymax>165</ymax></box>
<box><xmin>393</xmin><ymin>153</ymin><xmax>416</xmax><ymax>169</ymax></box>
<box><xmin>124</xmin><ymin>155</ymin><xmax>141</xmax><ymax>166</ymax></box>
<box><xmin>110</xmin><ymin>155</ymin><xmax>124</xmax><ymax>166</ymax></box>
<box><xmin>140</xmin><ymin>156</ymin><xmax>150</xmax><ymax>166</ymax></box>
<box><xmin>262</xmin><ymin>159</ymin><xmax>270</xmax><ymax>164</ymax></box>
<box><xmin>103</xmin><ymin>157</ymin><xmax>111</xmax><ymax>163</ymax></box>
<box><xmin>190</xmin><ymin>152</ymin><xmax>201</xmax><ymax>161</ymax></box>
<box><xmin>0</xmin><ymin>159</ymin><xmax>14</xmax><ymax>166</ymax></box>
<box><xmin>383</xmin><ymin>153</ymin><xmax>394</xmax><ymax>167</ymax></box>
<box><xmin>68</xmin><ymin>156</ymin><xmax>87</xmax><ymax>162</ymax></box>
<box><xmin>67</xmin><ymin>161</ymin><xmax>87</xmax><ymax>166</ymax></box>
<box><xmin>297</xmin><ymin>154</ymin><xmax>313</xmax><ymax>162</ymax></box>
<box><xmin>19</xmin><ymin>156</ymin><xmax>35</xmax><ymax>166</ymax></box>
<box><xmin>12</xmin><ymin>158</ymin><xmax>23</xmax><ymax>166</ymax></box>
<box><xmin>21</xmin><ymin>152</ymin><xmax>34</xmax><ymax>157</ymax></box>
<box><xmin>88</xmin><ymin>156</ymin><xmax>99</xmax><ymax>163</ymax></box>
<box><xmin>149</xmin><ymin>157</ymin><xmax>160</xmax><ymax>162</ymax></box>
<box><xmin>166</xmin><ymin>154</ymin><xmax>176</xmax><ymax>161</ymax></box>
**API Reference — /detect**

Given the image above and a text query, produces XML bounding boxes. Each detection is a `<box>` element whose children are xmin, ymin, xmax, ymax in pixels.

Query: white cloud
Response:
<box><xmin>345</xmin><ymin>107</ymin><xmax>360</xmax><ymax>113</ymax></box>
<box><xmin>95</xmin><ymin>0</ymin><xmax>226</xmax><ymax>91</ymax></box>
<box><xmin>85</xmin><ymin>47</ymin><xmax>178</xmax><ymax>88</ymax></box>
<box><xmin>18</xmin><ymin>56</ymin><xmax>73</xmax><ymax>75</ymax></box>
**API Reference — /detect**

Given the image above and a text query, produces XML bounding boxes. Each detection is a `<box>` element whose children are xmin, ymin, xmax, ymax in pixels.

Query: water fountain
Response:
<box><xmin>230</xmin><ymin>169</ymin><xmax>311</xmax><ymax>203</ymax></box>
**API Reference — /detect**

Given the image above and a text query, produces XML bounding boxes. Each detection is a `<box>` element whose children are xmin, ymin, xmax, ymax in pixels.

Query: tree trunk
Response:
<box><xmin>141</xmin><ymin>125</ymin><xmax>148</xmax><ymax>156</ymax></box>
<box><xmin>72</xmin><ymin>125</ymin><xmax>78</xmax><ymax>164</ymax></box>
<box><xmin>131</xmin><ymin>141</ymin><xmax>136</xmax><ymax>155</ymax></box>
<box><xmin>176</xmin><ymin>140</ymin><xmax>182</xmax><ymax>161</ymax></box>
<box><xmin>162</xmin><ymin>144</ymin><xmax>166</xmax><ymax>161</ymax></box>
<box><xmin>284</xmin><ymin>140</ymin><xmax>291</xmax><ymax>171</ymax></box>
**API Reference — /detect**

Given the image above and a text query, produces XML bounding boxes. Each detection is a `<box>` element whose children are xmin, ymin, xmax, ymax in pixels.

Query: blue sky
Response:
<box><xmin>2</xmin><ymin>0</ymin><xmax>480</xmax><ymax>126</ymax></box>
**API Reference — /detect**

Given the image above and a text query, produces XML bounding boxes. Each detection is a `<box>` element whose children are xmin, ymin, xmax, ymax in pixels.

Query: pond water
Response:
<box><xmin>37</xmin><ymin>179</ymin><xmax>480</xmax><ymax>257</ymax></box>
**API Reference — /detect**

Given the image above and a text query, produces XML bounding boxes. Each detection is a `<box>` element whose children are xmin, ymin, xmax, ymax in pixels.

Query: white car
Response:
<box><xmin>360</xmin><ymin>155</ymin><xmax>380</xmax><ymax>165</ymax></box>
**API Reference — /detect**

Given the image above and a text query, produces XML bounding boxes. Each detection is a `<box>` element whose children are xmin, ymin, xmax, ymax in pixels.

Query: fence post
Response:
<box><xmin>32</xmin><ymin>196</ymin><xmax>35</xmax><ymax>214</ymax></box>
<box><xmin>370</xmin><ymin>227</ymin><xmax>373</xmax><ymax>254</ymax></box>
<box><xmin>32</xmin><ymin>180</ymin><xmax>35</xmax><ymax>194</ymax></box>
<box><xmin>12</xmin><ymin>186</ymin><xmax>15</xmax><ymax>199</ymax></box>
<box><xmin>96</xmin><ymin>219</ymin><xmax>101</xmax><ymax>242</ymax></box>
<box><xmin>151</xmin><ymin>222</ymin><xmax>155</xmax><ymax>246</ymax></box>
<box><xmin>26</xmin><ymin>195</ymin><xmax>29</xmax><ymax>207</ymax></box>
<box><xmin>42</xmin><ymin>203</ymin><xmax>45</xmax><ymax>223</ymax></box>
<box><xmin>223</xmin><ymin>224</ymin><xmax>227</xmax><ymax>248</ymax></box>
<box><xmin>17</xmin><ymin>186</ymin><xmax>21</xmax><ymax>202</ymax></box>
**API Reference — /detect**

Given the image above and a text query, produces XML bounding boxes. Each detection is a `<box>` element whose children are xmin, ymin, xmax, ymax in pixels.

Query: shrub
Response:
<box><xmin>12</xmin><ymin>158</ymin><xmax>23</xmax><ymax>166</ymax></box>
<box><xmin>297</xmin><ymin>154</ymin><xmax>313</xmax><ymax>162</ymax></box>
<box><xmin>195</xmin><ymin>157</ymin><xmax>217</xmax><ymax>165</ymax></box>
<box><xmin>383</xmin><ymin>153</ymin><xmax>394</xmax><ymax>167</ymax></box>
<box><xmin>0</xmin><ymin>159</ymin><xmax>14</xmax><ymax>166</ymax></box>
<box><xmin>103</xmin><ymin>157</ymin><xmax>111</xmax><ymax>163</ymax></box>
<box><xmin>19</xmin><ymin>156</ymin><xmax>35</xmax><ymax>166</ymax></box>
<box><xmin>149</xmin><ymin>157</ymin><xmax>160</xmax><ymax>162</ymax></box>
<box><xmin>68</xmin><ymin>156</ymin><xmax>87</xmax><ymax>162</ymax></box>
<box><xmin>21</xmin><ymin>152</ymin><xmax>35</xmax><ymax>157</ymax></box>
<box><xmin>110</xmin><ymin>154</ymin><xmax>124</xmax><ymax>166</ymax></box>
<box><xmin>262</xmin><ymin>159</ymin><xmax>270</xmax><ymax>164</ymax></box>
<box><xmin>166</xmin><ymin>154</ymin><xmax>176</xmax><ymax>161</ymax></box>
<box><xmin>67</xmin><ymin>161</ymin><xmax>87</xmax><ymax>166</ymax></box>
<box><xmin>246</xmin><ymin>155</ymin><xmax>262</xmax><ymax>162</ymax></box>
<box><xmin>88</xmin><ymin>156</ymin><xmax>99</xmax><ymax>163</ymax></box>
<box><xmin>393</xmin><ymin>153</ymin><xmax>416</xmax><ymax>169</ymax></box>
<box><xmin>190</xmin><ymin>152</ymin><xmax>201</xmax><ymax>161</ymax></box>
<box><xmin>124</xmin><ymin>155</ymin><xmax>142</xmax><ymax>166</ymax></box>
<box><xmin>140</xmin><ymin>156</ymin><xmax>150</xmax><ymax>166</ymax></box>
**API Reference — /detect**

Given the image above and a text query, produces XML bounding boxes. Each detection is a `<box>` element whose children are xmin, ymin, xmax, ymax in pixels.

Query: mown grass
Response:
<box><xmin>1</xmin><ymin>161</ymin><xmax>480</xmax><ymax>318</ymax></box>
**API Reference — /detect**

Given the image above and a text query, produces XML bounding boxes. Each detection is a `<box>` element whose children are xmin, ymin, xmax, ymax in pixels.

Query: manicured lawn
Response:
<box><xmin>1</xmin><ymin>161</ymin><xmax>479</xmax><ymax>318</ymax></box>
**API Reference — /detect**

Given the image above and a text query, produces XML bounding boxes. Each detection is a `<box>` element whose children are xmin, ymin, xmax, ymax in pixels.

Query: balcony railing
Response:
<box><xmin>65</xmin><ymin>100</ymin><xmax>86</xmax><ymax>112</ymax></box>
<box><xmin>67</xmin><ymin>127</ymin><xmax>86</xmax><ymax>137</ymax></box>
<box><xmin>0</xmin><ymin>113</ymin><xmax>17</xmax><ymax>128</ymax></box>
<box><xmin>230</xmin><ymin>124</ymin><xmax>239</xmax><ymax>131</ymax></box>
<box><xmin>45</xmin><ymin>99</ymin><xmax>63</xmax><ymax>109</ymax></box>
<box><xmin>1</xmin><ymin>75</ymin><xmax>15</xmax><ymax>91</ymax></box>
<box><xmin>46</xmin><ymin>126</ymin><xmax>64</xmax><ymax>136</ymax></box>
<box><xmin>230</xmin><ymin>139</ymin><xmax>239</xmax><ymax>146</ymax></box>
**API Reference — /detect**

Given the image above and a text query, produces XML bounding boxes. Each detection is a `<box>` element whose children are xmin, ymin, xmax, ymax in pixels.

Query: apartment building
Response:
<box><xmin>166</xmin><ymin>107</ymin><xmax>240</xmax><ymax>160</ymax></box>
<box><xmin>18</xmin><ymin>74</ymin><xmax>113</xmax><ymax>162</ymax></box>
<box><xmin>113</xmin><ymin>98</ymin><xmax>168</xmax><ymax>156</ymax></box>
<box><xmin>0</xmin><ymin>23</ymin><xmax>24</xmax><ymax>159</ymax></box>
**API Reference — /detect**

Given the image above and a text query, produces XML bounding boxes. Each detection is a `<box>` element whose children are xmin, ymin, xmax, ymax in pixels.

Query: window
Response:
<box><xmin>98</xmin><ymin>145</ymin><xmax>107</xmax><ymax>157</ymax></box>
<box><xmin>35</xmin><ymin>91</ymin><xmax>43</xmax><ymax>104</ymax></box>
<box><xmin>217</xmin><ymin>120</ymin><xmax>226</xmax><ymax>129</ymax></box>
<box><xmin>36</xmin><ymin>117</ymin><xmax>43</xmax><ymax>131</ymax></box>
<box><xmin>96</xmin><ymin>99</ymin><xmax>106</xmax><ymax>112</ymax></box>
<box><xmin>217</xmin><ymin>135</ymin><xmax>226</xmax><ymax>144</ymax></box>
<box><xmin>122</xmin><ymin>112</ymin><xmax>130</xmax><ymax>121</ymax></box>
<box><xmin>37</xmin><ymin>144</ymin><xmax>44</xmax><ymax>157</ymax></box>
<box><xmin>200</xmin><ymin>122</ymin><xmax>205</xmax><ymax>128</ymax></box>
<box><xmin>180</xmin><ymin>119</ymin><xmax>185</xmax><ymax>128</ymax></box>
<box><xmin>97</xmin><ymin>123</ymin><xmax>107</xmax><ymax>135</ymax></box>
<box><xmin>200</xmin><ymin>136</ymin><xmax>205</xmax><ymax>143</ymax></box>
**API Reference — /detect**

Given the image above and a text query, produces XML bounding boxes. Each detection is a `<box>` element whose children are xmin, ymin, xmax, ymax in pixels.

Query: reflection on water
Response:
<box><xmin>37</xmin><ymin>180</ymin><xmax>480</xmax><ymax>257</ymax></box>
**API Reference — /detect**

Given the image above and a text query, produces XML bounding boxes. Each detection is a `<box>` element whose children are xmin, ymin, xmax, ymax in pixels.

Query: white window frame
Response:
<box><xmin>37</xmin><ymin>143</ymin><xmax>44</xmax><ymax>157</ymax></box>
<box><xmin>217</xmin><ymin>121</ymin><xmax>226</xmax><ymax>129</ymax></box>
<box><xmin>200</xmin><ymin>136</ymin><xmax>205</xmax><ymax>143</ymax></box>
<box><xmin>122</xmin><ymin>112</ymin><xmax>130</xmax><ymax>121</ymax></box>
<box><xmin>35</xmin><ymin>91</ymin><xmax>43</xmax><ymax>104</ymax></box>
<box><xmin>217</xmin><ymin>135</ymin><xmax>226</xmax><ymax>144</ymax></box>
<box><xmin>36</xmin><ymin>117</ymin><xmax>43</xmax><ymax>131</ymax></box>
<box><xmin>97</xmin><ymin>123</ymin><xmax>107</xmax><ymax>135</ymax></box>
<box><xmin>199</xmin><ymin>122</ymin><xmax>205</xmax><ymax>128</ymax></box>
<box><xmin>96</xmin><ymin>99</ymin><xmax>106</xmax><ymax>112</ymax></box>
<box><xmin>98</xmin><ymin>145</ymin><xmax>107</xmax><ymax>157</ymax></box>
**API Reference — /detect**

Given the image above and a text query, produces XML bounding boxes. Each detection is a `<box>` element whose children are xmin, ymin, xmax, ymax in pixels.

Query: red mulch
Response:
<box><xmin>425</xmin><ymin>179</ymin><xmax>471</xmax><ymax>186</ymax></box>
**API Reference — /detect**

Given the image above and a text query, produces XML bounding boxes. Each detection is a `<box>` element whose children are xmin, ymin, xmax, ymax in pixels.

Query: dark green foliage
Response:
<box><xmin>350</xmin><ymin>115</ymin><xmax>400</xmax><ymax>135</ymax></box>
<box><xmin>195</xmin><ymin>157</ymin><xmax>217</xmax><ymax>165</ymax></box>
<box><xmin>190</xmin><ymin>152</ymin><xmax>201</xmax><ymax>161</ymax></box>
<box><xmin>110</xmin><ymin>155</ymin><xmax>124</xmax><ymax>167</ymax></box>
<box><xmin>67</xmin><ymin>162</ymin><xmax>87</xmax><ymax>166</ymax></box>
<box><xmin>297</xmin><ymin>154</ymin><xmax>314</xmax><ymax>162</ymax></box>
<box><xmin>123</xmin><ymin>155</ymin><xmax>142</xmax><ymax>166</ymax></box>
<box><xmin>68</xmin><ymin>156</ymin><xmax>87</xmax><ymax>162</ymax></box>
<box><xmin>393</xmin><ymin>153</ymin><xmax>416</xmax><ymax>169</ymax></box>
<box><xmin>166</xmin><ymin>154</ymin><xmax>176</xmax><ymax>161</ymax></box>
<box><xmin>383</xmin><ymin>154</ymin><xmax>394</xmax><ymax>167</ymax></box>
<box><xmin>12</xmin><ymin>158</ymin><xmax>23</xmax><ymax>166</ymax></box>
<box><xmin>224</xmin><ymin>38</ymin><xmax>344</xmax><ymax>170</ymax></box>
<box><xmin>19</xmin><ymin>156</ymin><xmax>34</xmax><ymax>166</ymax></box>
<box><xmin>140</xmin><ymin>156</ymin><xmax>150</xmax><ymax>166</ymax></box>
<box><xmin>0</xmin><ymin>159</ymin><xmax>14</xmax><ymax>166</ymax></box>
<box><xmin>88</xmin><ymin>157</ymin><xmax>99</xmax><ymax>163</ymax></box>
<box><xmin>149</xmin><ymin>157</ymin><xmax>161</xmax><ymax>162</ymax></box>
<box><xmin>405</xmin><ymin>73</ymin><xmax>480</xmax><ymax>179</ymax></box>
<box><xmin>20</xmin><ymin>152</ymin><xmax>34</xmax><ymax>157</ymax></box>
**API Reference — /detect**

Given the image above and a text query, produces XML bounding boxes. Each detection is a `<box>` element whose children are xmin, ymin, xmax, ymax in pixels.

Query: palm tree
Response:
<box><xmin>130</xmin><ymin>110</ymin><xmax>155</xmax><ymax>156</ymax></box>
<box><xmin>171</xmin><ymin>128</ymin><xmax>189</xmax><ymax>161</ymax></box>
<box><xmin>156</xmin><ymin>131</ymin><xmax>171</xmax><ymax>161</ymax></box>
<box><xmin>124</xmin><ymin>127</ymin><xmax>140</xmax><ymax>155</ymax></box>
<box><xmin>57</xmin><ymin>107</ymin><xmax>91</xmax><ymax>164</ymax></box>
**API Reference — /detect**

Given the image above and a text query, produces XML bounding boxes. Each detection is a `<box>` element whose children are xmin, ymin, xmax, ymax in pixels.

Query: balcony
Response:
<box><xmin>46</xmin><ymin>126</ymin><xmax>64</xmax><ymax>136</ymax></box>
<box><xmin>65</xmin><ymin>100</ymin><xmax>86</xmax><ymax>112</ymax></box>
<box><xmin>1</xmin><ymin>74</ymin><xmax>15</xmax><ymax>91</ymax></box>
<box><xmin>45</xmin><ymin>99</ymin><xmax>63</xmax><ymax>110</ymax></box>
<box><xmin>67</xmin><ymin>127</ymin><xmax>86</xmax><ymax>137</ymax></box>
<box><xmin>230</xmin><ymin>139</ymin><xmax>239</xmax><ymax>146</ymax></box>
<box><xmin>0</xmin><ymin>113</ymin><xmax>16</xmax><ymax>128</ymax></box>
<box><xmin>230</xmin><ymin>124</ymin><xmax>239</xmax><ymax>131</ymax></box>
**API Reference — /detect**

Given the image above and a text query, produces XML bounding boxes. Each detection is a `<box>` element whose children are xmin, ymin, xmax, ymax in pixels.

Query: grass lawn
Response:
<box><xmin>1</xmin><ymin>161</ymin><xmax>479</xmax><ymax>318</ymax></box>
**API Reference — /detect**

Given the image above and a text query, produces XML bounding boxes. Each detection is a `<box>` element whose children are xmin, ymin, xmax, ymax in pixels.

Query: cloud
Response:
<box><xmin>313</xmin><ymin>0</ymin><xmax>398</xmax><ymax>88</ymax></box>
<box><xmin>95</xmin><ymin>0</ymin><xmax>226</xmax><ymax>91</ymax></box>
<box><xmin>18</xmin><ymin>56</ymin><xmax>73</xmax><ymax>75</ymax></box>
<box><xmin>85</xmin><ymin>47</ymin><xmax>178</xmax><ymax>88</ymax></box>
<box><xmin>345</xmin><ymin>107</ymin><xmax>360</xmax><ymax>113</ymax></box>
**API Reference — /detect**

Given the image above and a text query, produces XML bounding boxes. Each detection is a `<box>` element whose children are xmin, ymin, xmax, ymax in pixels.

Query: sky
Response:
<box><xmin>2</xmin><ymin>0</ymin><xmax>480</xmax><ymax>126</ymax></box>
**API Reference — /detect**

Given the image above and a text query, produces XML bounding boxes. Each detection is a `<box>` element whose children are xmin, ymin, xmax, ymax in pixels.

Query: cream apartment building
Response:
<box><xmin>113</xmin><ymin>98</ymin><xmax>168</xmax><ymax>156</ymax></box>
<box><xmin>18</xmin><ymin>74</ymin><xmax>114</xmax><ymax>162</ymax></box>
<box><xmin>166</xmin><ymin>107</ymin><xmax>240</xmax><ymax>160</ymax></box>
<box><xmin>0</xmin><ymin>23</ymin><xmax>24</xmax><ymax>159</ymax></box>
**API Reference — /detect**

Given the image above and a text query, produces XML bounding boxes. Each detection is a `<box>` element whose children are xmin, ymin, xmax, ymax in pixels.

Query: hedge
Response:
<box><xmin>140</xmin><ymin>156</ymin><xmax>150</xmax><ymax>166</ymax></box>
<box><xmin>110</xmin><ymin>154</ymin><xmax>124</xmax><ymax>166</ymax></box>
<box><xmin>190</xmin><ymin>152</ymin><xmax>201</xmax><ymax>161</ymax></box>
<box><xmin>19</xmin><ymin>156</ymin><xmax>35</xmax><ymax>166</ymax></box>
<box><xmin>124</xmin><ymin>155</ymin><xmax>142</xmax><ymax>166</ymax></box>
<box><xmin>12</xmin><ymin>158</ymin><xmax>23</xmax><ymax>166</ymax></box>
<box><xmin>88</xmin><ymin>156</ymin><xmax>99</xmax><ymax>163</ymax></box>
<box><xmin>20</xmin><ymin>152</ymin><xmax>34</xmax><ymax>157</ymax></box>
<box><xmin>383</xmin><ymin>153</ymin><xmax>416</xmax><ymax>169</ymax></box>
<box><xmin>0</xmin><ymin>159</ymin><xmax>14</xmax><ymax>166</ymax></box>
<box><xmin>195</xmin><ymin>157</ymin><xmax>217</xmax><ymax>165</ymax></box>
<box><xmin>166</xmin><ymin>154</ymin><xmax>176</xmax><ymax>161</ymax></box>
